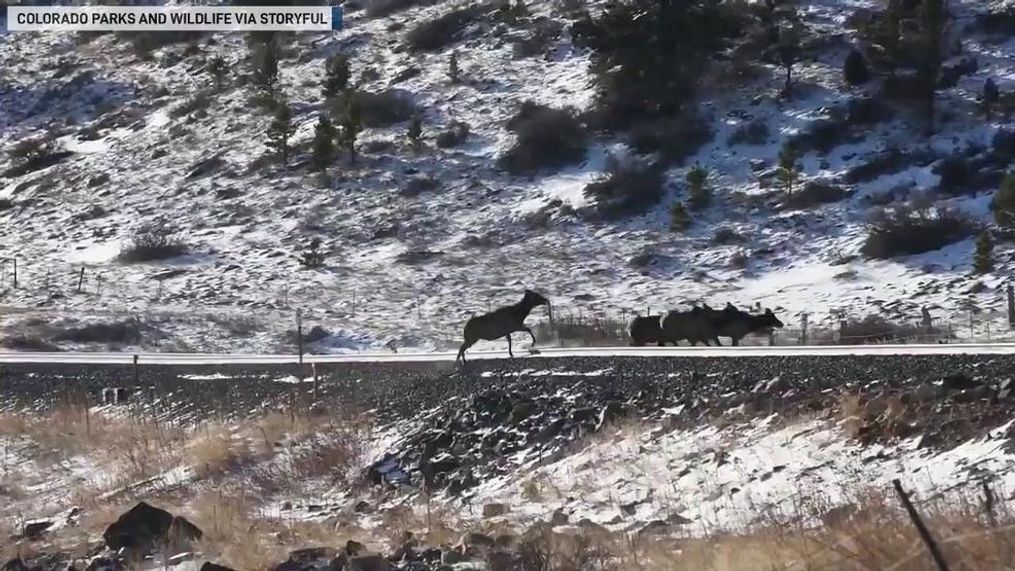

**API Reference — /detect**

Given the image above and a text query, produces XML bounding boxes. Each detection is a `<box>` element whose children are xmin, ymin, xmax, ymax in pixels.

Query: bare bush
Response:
<box><xmin>582</xmin><ymin>157</ymin><xmax>664</xmax><ymax>220</ymax></box>
<box><xmin>862</xmin><ymin>205</ymin><xmax>975</xmax><ymax>259</ymax></box>
<box><xmin>119</xmin><ymin>222</ymin><xmax>190</xmax><ymax>263</ymax></box>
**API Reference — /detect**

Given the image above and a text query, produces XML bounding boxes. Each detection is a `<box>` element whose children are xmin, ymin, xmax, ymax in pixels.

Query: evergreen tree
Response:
<box><xmin>252</xmin><ymin>38</ymin><xmax>280</xmax><ymax>92</ymax></box>
<box><xmin>984</xmin><ymin>78</ymin><xmax>1000</xmax><ymax>119</ymax></box>
<box><xmin>449</xmin><ymin>51</ymin><xmax>460</xmax><ymax>83</ymax></box>
<box><xmin>918</xmin><ymin>0</ymin><xmax>948</xmax><ymax>135</ymax></box>
<box><xmin>208</xmin><ymin>56</ymin><xmax>228</xmax><ymax>91</ymax></box>
<box><xmin>870</xmin><ymin>0</ymin><xmax>904</xmax><ymax>76</ymax></box>
<box><xmin>299</xmin><ymin>238</ymin><xmax>326</xmax><ymax>269</ymax></box>
<box><xmin>974</xmin><ymin>230</ymin><xmax>994</xmax><ymax>274</ymax></box>
<box><xmin>322</xmin><ymin>53</ymin><xmax>351</xmax><ymax>99</ymax></box>
<box><xmin>778</xmin><ymin>25</ymin><xmax>801</xmax><ymax>98</ymax></box>
<box><xmin>407</xmin><ymin>115</ymin><xmax>423</xmax><ymax>153</ymax></box>
<box><xmin>266</xmin><ymin>99</ymin><xmax>295</xmax><ymax>165</ymax></box>
<box><xmin>686</xmin><ymin>164</ymin><xmax>711</xmax><ymax>210</ymax></box>
<box><xmin>777</xmin><ymin>146</ymin><xmax>800</xmax><ymax>198</ymax></box>
<box><xmin>670</xmin><ymin>202</ymin><xmax>690</xmax><ymax>232</ymax></box>
<box><xmin>311</xmin><ymin>114</ymin><xmax>337</xmax><ymax>171</ymax></box>
<box><xmin>992</xmin><ymin>173</ymin><xmax>1015</xmax><ymax>228</ymax></box>
<box><xmin>341</xmin><ymin>95</ymin><xmax>363</xmax><ymax>163</ymax></box>
<box><xmin>843</xmin><ymin>49</ymin><xmax>870</xmax><ymax>86</ymax></box>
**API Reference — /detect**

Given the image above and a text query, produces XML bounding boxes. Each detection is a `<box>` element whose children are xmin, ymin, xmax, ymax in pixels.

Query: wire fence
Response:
<box><xmin>2</xmin><ymin>257</ymin><xmax>1015</xmax><ymax>352</ymax></box>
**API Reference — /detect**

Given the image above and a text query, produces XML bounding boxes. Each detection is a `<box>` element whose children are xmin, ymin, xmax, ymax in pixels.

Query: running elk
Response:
<box><xmin>456</xmin><ymin>289</ymin><xmax>551</xmax><ymax>363</ymax></box>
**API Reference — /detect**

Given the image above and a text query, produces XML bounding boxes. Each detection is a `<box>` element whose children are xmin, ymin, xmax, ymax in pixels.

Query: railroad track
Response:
<box><xmin>1</xmin><ymin>343</ymin><xmax>1014</xmax><ymax>365</ymax></box>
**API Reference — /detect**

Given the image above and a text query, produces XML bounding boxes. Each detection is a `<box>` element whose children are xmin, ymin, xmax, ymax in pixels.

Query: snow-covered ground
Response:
<box><xmin>1</xmin><ymin>0</ymin><xmax>1014</xmax><ymax>353</ymax></box>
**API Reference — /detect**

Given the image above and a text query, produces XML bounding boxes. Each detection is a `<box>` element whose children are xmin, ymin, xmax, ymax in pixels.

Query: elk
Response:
<box><xmin>714</xmin><ymin>305</ymin><xmax>784</xmax><ymax>346</ymax></box>
<box><xmin>456</xmin><ymin>289</ymin><xmax>551</xmax><ymax>364</ymax></box>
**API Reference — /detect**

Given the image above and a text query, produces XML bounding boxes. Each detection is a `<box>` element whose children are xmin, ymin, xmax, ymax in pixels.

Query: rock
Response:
<box><xmin>353</xmin><ymin>500</ymin><xmax>373</xmax><ymax>514</ymax></box>
<box><xmin>84</xmin><ymin>559</ymin><xmax>126</xmax><ymax>571</ymax></box>
<box><xmin>103</xmin><ymin>502</ymin><xmax>174</xmax><ymax>553</ymax></box>
<box><xmin>440</xmin><ymin>549</ymin><xmax>467</xmax><ymax>565</ymax></box>
<box><xmin>23</xmin><ymin>520</ymin><xmax>53</xmax><ymax>539</ymax></box>
<box><xmin>185</xmin><ymin>154</ymin><xmax>226</xmax><ymax>179</ymax></box>
<box><xmin>549</xmin><ymin>508</ymin><xmax>568</xmax><ymax>525</ymax></box>
<box><xmin>459</xmin><ymin>532</ymin><xmax>495</xmax><ymax>550</ymax></box>
<box><xmin>347</xmin><ymin>555</ymin><xmax>390</xmax><ymax>571</ymax></box>
<box><xmin>402</xmin><ymin>176</ymin><xmax>439</xmax><ymax>197</ymax></box>
<box><xmin>2</xmin><ymin>560</ymin><xmax>33</xmax><ymax>571</ymax></box>
<box><xmin>200</xmin><ymin>564</ymin><xmax>237</xmax><ymax>571</ymax></box>
<box><xmin>345</xmin><ymin>540</ymin><xmax>367</xmax><ymax>557</ymax></box>
<box><xmin>596</xmin><ymin>401</ymin><xmax>624</xmax><ymax>430</ymax></box>
<box><xmin>168</xmin><ymin>516</ymin><xmax>203</xmax><ymax>551</ymax></box>
<box><xmin>482</xmin><ymin>503</ymin><xmax>509</xmax><ymax>518</ymax></box>
<box><xmin>942</xmin><ymin>372</ymin><xmax>979</xmax><ymax>391</ymax></box>
<box><xmin>271</xmin><ymin>547</ymin><xmax>339</xmax><ymax>571</ymax></box>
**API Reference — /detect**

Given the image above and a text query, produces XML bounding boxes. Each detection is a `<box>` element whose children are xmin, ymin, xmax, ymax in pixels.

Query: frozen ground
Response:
<box><xmin>0</xmin><ymin>0</ymin><xmax>1013</xmax><ymax>353</ymax></box>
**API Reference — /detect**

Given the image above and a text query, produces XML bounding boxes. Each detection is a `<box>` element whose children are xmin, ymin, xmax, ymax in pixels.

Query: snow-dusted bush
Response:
<box><xmin>497</xmin><ymin>102</ymin><xmax>587</xmax><ymax>175</ymax></box>
<box><xmin>628</xmin><ymin>113</ymin><xmax>713</xmax><ymax>165</ymax></box>
<box><xmin>119</xmin><ymin>222</ymin><xmax>190</xmax><ymax>263</ymax></box>
<box><xmin>365</xmin><ymin>0</ymin><xmax>435</xmax><ymax>18</ymax></box>
<box><xmin>404</xmin><ymin>4</ymin><xmax>488</xmax><ymax>52</ymax></box>
<box><xmin>435</xmin><ymin>120</ymin><xmax>469</xmax><ymax>148</ymax></box>
<box><xmin>582</xmin><ymin>156</ymin><xmax>664</xmax><ymax>220</ymax></box>
<box><xmin>354</xmin><ymin>90</ymin><xmax>417</xmax><ymax>128</ymax></box>
<box><xmin>861</xmin><ymin>205</ymin><xmax>974</xmax><ymax>259</ymax></box>
<box><xmin>713</xmin><ymin>226</ymin><xmax>747</xmax><ymax>245</ymax></box>
<box><xmin>512</xmin><ymin>18</ymin><xmax>563</xmax><ymax>58</ymax></box>
<box><xmin>782</xmin><ymin>180</ymin><xmax>847</xmax><ymax>210</ymax></box>
<box><xmin>727</xmin><ymin>119</ymin><xmax>770</xmax><ymax>146</ymax></box>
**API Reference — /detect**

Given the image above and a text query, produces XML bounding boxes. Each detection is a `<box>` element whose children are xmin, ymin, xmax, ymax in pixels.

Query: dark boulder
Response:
<box><xmin>103</xmin><ymin>502</ymin><xmax>202</xmax><ymax>555</ymax></box>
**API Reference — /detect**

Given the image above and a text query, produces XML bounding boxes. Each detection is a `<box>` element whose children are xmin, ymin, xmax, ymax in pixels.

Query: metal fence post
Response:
<box><xmin>1008</xmin><ymin>284</ymin><xmax>1014</xmax><ymax>328</ymax></box>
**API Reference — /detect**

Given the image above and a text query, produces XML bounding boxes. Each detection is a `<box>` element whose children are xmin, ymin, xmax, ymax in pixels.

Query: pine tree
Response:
<box><xmin>253</xmin><ymin>38</ymin><xmax>279</xmax><ymax>92</ymax></box>
<box><xmin>449</xmin><ymin>51</ymin><xmax>460</xmax><ymax>84</ymax></box>
<box><xmin>670</xmin><ymin>202</ymin><xmax>690</xmax><ymax>232</ymax></box>
<box><xmin>407</xmin><ymin>115</ymin><xmax>423</xmax><ymax>153</ymax></box>
<box><xmin>778</xmin><ymin>25</ymin><xmax>801</xmax><ymax>99</ymax></box>
<box><xmin>266</xmin><ymin>99</ymin><xmax>295</xmax><ymax>165</ymax></box>
<box><xmin>984</xmin><ymin>78</ymin><xmax>1000</xmax><ymax>119</ymax></box>
<box><xmin>311</xmin><ymin>114</ymin><xmax>337</xmax><ymax>171</ymax></box>
<box><xmin>993</xmin><ymin>173</ymin><xmax>1015</xmax><ymax>228</ymax></box>
<box><xmin>322</xmin><ymin>53</ymin><xmax>350</xmax><ymax>99</ymax></box>
<box><xmin>918</xmin><ymin>0</ymin><xmax>948</xmax><ymax>136</ymax></box>
<box><xmin>208</xmin><ymin>56</ymin><xmax>228</xmax><ymax>91</ymax></box>
<box><xmin>843</xmin><ymin>49</ymin><xmax>870</xmax><ymax>86</ymax></box>
<box><xmin>974</xmin><ymin>230</ymin><xmax>994</xmax><ymax>274</ymax></box>
<box><xmin>686</xmin><ymin>164</ymin><xmax>711</xmax><ymax>210</ymax></box>
<box><xmin>871</xmin><ymin>0</ymin><xmax>903</xmax><ymax>76</ymax></box>
<box><xmin>341</xmin><ymin>95</ymin><xmax>363</xmax><ymax>164</ymax></box>
<box><xmin>777</xmin><ymin>146</ymin><xmax>800</xmax><ymax>198</ymax></box>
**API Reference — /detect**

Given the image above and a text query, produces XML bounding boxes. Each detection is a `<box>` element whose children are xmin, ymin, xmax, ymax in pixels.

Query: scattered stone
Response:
<box><xmin>22</xmin><ymin>520</ymin><xmax>53</xmax><ymax>540</ymax></box>
<box><xmin>482</xmin><ymin>503</ymin><xmax>509</xmax><ymax>518</ymax></box>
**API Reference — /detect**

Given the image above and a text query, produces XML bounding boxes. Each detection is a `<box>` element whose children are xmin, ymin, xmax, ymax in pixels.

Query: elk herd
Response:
<box><xmin>456</xmin><ymin>290</ymin><xmax>784</xmax><ymax>363</ymax></box>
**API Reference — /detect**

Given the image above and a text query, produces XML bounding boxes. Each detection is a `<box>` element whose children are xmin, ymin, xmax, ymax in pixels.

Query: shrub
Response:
<box><xmin>776</xmin><ymin>145</ymin><xmax>800</xmax><ymax>197</ymax></box>
<box><xmin>299</xmin><ymin>238</ymin><xmax>326</xmax><ymax>269</ymax></box>
<box><xmin>365</xmin><ymin>0</ymin><xmax>435</xmax><ymax>18</ymax></box>
<box><xmin>686</xmin><ymin>164</ymin><xmax>711</xmax><ymax>210</ymax></box>
<box><xmin>842</xmin><ymin>148</ymin><xmax>914</xmax><ymax>184</ymax></box>
<box><xmin>513</xmin><ymin>18</ymin><xmax>563</xmax><ymax>58</ymax></box>
<box><xmin>628</xmin><ymin>113</ymin><xmax>713</xmax><ymax>165</ymax></box>
<box><xmin>933</xmin><ymin>156</ymin><xmax>971</xmax><ymax>194</ymax></box>
<box><xmin>670</xmin><ymin>202</ymin><xmax>690</xmax><ymax>231</ymax></box>
<box><xmin>265</xmin><ymin>99</ymin><xmax>295</xmax><ymax>164</ymax></box>
<box><xmin>407</xmin><ymin>115</ymin><xmax>423</xmax><ymax>153</ymax></box>
<box><xmin>861</xmin><ymin>205</ymin><xmax>974</xmax><ymax>259</ymax></box>
<box><xmin>843</xmin><ymin>49</ymin><xmax>871</xmax><ymax>85</ymax></box>
<box><xmin>727</xmin><ymin>119</ymin><xmax>769</xmax><ymax>146</ymax></box>
<box><xmin>119</xmin><ymin>222</ymin><xmax>190</xmax><ymax>263</ymax></box>
<box><xmin>251</xmin><ymin>38</ymin><xmax>279</xmax><ymax>91</ymax></box>
<box><xmin>991</xmin><ymin>173</ymin><xmax>1015</xmax><ymax>227</ymax></box>
<box><xmin>6</xmin><ymin>136</ymin><xmax>55</xmax><ymax>166</ymax></box>
<box><xmin>435</xmin><ymin>121</ymin><xmax>469</xmax><ymax>148</ymax></box>
<box><xmin>497</xmin><ymin>102</ymin><xmax>587</xmax><ymax>175</ymax></box>
<box><xmin>448</xmin><ymin>51</ymin><xmax>460</xmax><ymax>83</ymax></box>
<box><xmin>583</xmin><ymin>157</ymin><xmax>665</xmax><ymax>220</ymax></box>
<box><xmin>404</xmin><ymin>4</ymin><xmax>487</xmax><ymax>52</ymax></box>
<box><xmin>973</xmin><ymin>230</ymin><xmax>994</xmax><ymax>274</ymax></box>
<box><xmin>713</xmin><ymin>226</ymin><xmax>747</xmax><ymax>245</ymax></box>
<box><xmin>783</xmin><ymin>180</ymin><xmax>847</xmax><ymax>210</ymax></box>
<box><xmin>52</xmin><ymin>320</ymin><xmax>141</xmax><ymax>344</ymax></box>
<box><xmin>354</xmin><ymin>90</ymin><xmax>417</xmax><ymax>127</ymax></box>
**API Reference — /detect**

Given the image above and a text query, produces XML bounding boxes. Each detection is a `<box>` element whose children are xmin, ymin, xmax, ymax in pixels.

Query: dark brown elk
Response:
<box><xmin>629</xmin><ymin>315</ymin><xmax>664</xmax><ymax>346</ymax></box>
<box><xmin>456</xmin><ymin>290</ymin><xmax>551</xmax><ymax>363</ymax></box>
<box><xmin>661</xmin><ymin>305</ymin><xmax>727</xmax><ymax>346</ymax></box>
<box><xmin>714</xmin><ymin>305</ymin><xmax>784</xmax><ymax>346</ymax></box>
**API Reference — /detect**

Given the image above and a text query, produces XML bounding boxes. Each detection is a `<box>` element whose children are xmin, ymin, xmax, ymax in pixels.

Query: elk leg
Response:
<box><xmin>506</xmin><ymin>333</ymin><xmax>513</xmax><ymax>357</ymax></box>
<box><xmin>457</xmin><ymin>340</ymin><xmax>474</xmax><ymax>364</ymax></box>
<box><xmin>524</xmin><ymin>327</ymin><xmax>536</xmax><ymax>346</ymax></box>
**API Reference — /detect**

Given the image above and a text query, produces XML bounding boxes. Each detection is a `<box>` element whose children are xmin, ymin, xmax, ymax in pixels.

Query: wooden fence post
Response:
<box><xmin>11</xmin><ymin>258</ymin><xmax>15</xmax><ymax>289</ymax></box>
<box><xmin>77</xmin><ymin>267</ymin><xmax>85</xmax><ymax>293</ymax></box>
<box><xmin>132</xmin><ymin>355</ymin><xmax>139</xmax><ymax>386</ymax></box>
<box><xmin>1008</xmin><ymin>285</ymin><xmax>1015</xmax><ymax>328</ymax></box>
<box><xmin>892</xmin><ymin>479</ymin><xmax>950</xmax><ymax>571</ymax></box>
<box><xmin>296</xmin><ymin>309</ymin><xmax>304</xmax><ymax>366</ymax></box>
<box><xmin>800</xmin><ymin>314</ymin><xmax>808</xmax><ymax>345</ymax></box>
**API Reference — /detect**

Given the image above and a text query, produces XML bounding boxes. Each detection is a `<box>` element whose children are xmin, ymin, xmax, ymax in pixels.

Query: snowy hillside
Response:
<box><xmin>1</xmin><ymin>0</ymin><xmax>1014</xmax><ymax>353</ymax></box>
